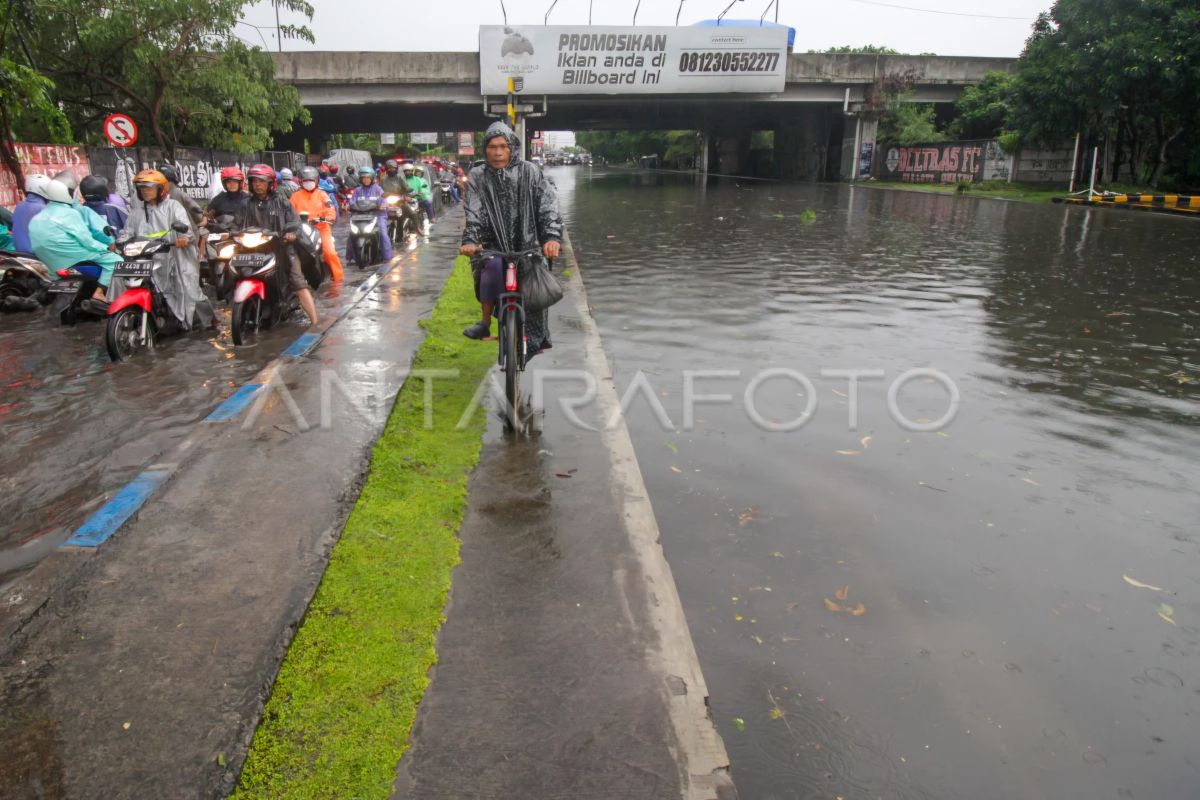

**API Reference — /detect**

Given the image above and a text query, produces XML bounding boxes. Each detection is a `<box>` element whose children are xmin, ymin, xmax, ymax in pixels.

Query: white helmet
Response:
<box><xmin>24</xmin><ymin>174</ymin><xmax>52</xmax><ymax>198</ymax></box>
<box><xmin>43</xmin><ymin>178</ymin><xmax>75</xmax><ymax>205</ymax></box>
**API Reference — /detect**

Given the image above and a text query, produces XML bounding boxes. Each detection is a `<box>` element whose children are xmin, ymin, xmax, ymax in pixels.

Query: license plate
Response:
<box><xmin>231</xmin><ymin>254</ymin><xmax>270</xmax><ymax>268</ymax></box>
<box><xmin>50</xmin><ymin>279</ymin><xmax>82</xmax><ymax>293</ymax></box>
<box><xmin>115</xmin><ymin>260</ymin><xmax>153</xmax><ymax>278</ymax></box>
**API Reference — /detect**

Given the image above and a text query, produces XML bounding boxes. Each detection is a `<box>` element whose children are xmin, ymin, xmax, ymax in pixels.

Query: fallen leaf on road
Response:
<box><xmin>1022</xmin><ymin>477</ymin><xmax>1040</xmax><ymax>486</ymax></box>
<box><xmin>847</xmin><ymin>603</ymin><xmax>867</xmax><ymax>617</ymax></box>
<box><xmin>771</xmin><ymin>551</ymin><xmax>784</xmax><ymax>559</ymax></box>
<box><xmin>1158</xmin><ymin>603</ymin><xmax>1177</xmax><ymax>626</ymax></box>
<box><xmin>835</xmin><ymin>585</ymin><xmax>850</xmax><ymax>601</ymax></box>
<box><xmin>122</xmin><ymin>722</ymin><xmax>131</xmax><ymax>730</ymax></box>
<box><xmin>739</xmin><ymin>507</ymin><xmax>760</xmax><ymax>527</ymax></box>
<box><xmin>555</xmin><ymin>473</ymin><xmax>573</xmax><ymax>479</ymax></box>
<box><xmin>824</xmin><ymin>598</ymin><xmax>844</xmax><ymax>612</ymax></box>
<box><xmin>769</xmin><ymin>708</ymin><xmax>784</xmax><ymax>720</ymax></box>
<box><xmin>735</xmin><ymin>614</ymin><xmax>744</xmax><ymax>621</ymax></box>
<box><xmin>734</xmin><ymin>717</ymin><xmax>746</xmax><ymax>732</ymax></box>
<box><xmin>670</xmin><ymin>466</ymin><xmax>683</xmax><ymax>473</ymax></box>
<box><xmin>860</xmin><ymin>436</ymin><xmax>872</xmax><ymax>449</ymax></box>
<box><xmin>665</xmin><ymin>440</ymin><xmax>679</xmax><ymax>454</ymax></box>
<box><xmin>217</xmin><ymin>752</ymin><xmax>227</xmax><ymax>767</ymax></box>
<box><xmin>1123</xmin><ymin>575</ymin><xmax>1164</xmax><ymax>592</ymax></box>
<box><xmin>836</xmin><ymin>449</ymin><xmax>861</xmax><ymax>456</ymax></box>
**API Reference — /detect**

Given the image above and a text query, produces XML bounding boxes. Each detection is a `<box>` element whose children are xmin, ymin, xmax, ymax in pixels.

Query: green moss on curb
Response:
<box><xmin>862</xmin><ymin>180</ymin><xmax>1066</xmax><ymax>204</ymax></box>
<box><xmin>233</xmin><ymin>256</ymin><xmax>493</xmax><ymax>799</ymax></box>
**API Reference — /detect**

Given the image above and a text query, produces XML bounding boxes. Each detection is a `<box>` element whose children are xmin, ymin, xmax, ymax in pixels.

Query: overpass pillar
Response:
<box><xmin>699</xmin><ymin>133</ymin><xmax>710</xmax><ymax>175</ymax></box>
<box><xmin>774</xmin><ymin>108</ymin><xmax>831</xmax><ymax>181</ymax></box>
<box><xmin>715</xmin><ymin>131</ymin><xmax>751</xmax><ymax>175</ymax></box>
<box><xmin>840</xmin><ymin>116</ymin><xmax>879</xmax><ymax>181</ymax></box>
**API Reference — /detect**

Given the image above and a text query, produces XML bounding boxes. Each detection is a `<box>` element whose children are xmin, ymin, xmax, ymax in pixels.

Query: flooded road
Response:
<box><xmin>0</xmin><ymin>219</ymin><xmax>406</xmax><ymax>583</ymax></box>
<box><xmin>552</xmin><ymin>168</ymin><xmax>1200</xmax><ymax>799</ymax></box>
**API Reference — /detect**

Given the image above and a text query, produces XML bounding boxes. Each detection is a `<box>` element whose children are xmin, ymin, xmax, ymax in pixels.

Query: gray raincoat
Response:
<box><xmin>462</xmin><ymin>121</ymin><xmax>563</xmax><ymax>349</ymax></box>
<box><xmin>123</xmin><ymin>197</ymin><xmax>213</xmax><ymax>328</ymax></box>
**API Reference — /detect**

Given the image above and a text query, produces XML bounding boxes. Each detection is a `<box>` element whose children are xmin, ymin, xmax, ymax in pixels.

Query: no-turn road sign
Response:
<box><xmin>103</xmin><ymin>114</ymin><xmax>139</xmax><ymax>148</ymax></box>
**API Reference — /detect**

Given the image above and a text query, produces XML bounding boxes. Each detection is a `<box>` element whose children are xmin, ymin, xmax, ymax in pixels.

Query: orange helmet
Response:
<box><xmin>133</xmin><ymin>169</ymin><xmax>169</xmax><ymax>201</ymax></box>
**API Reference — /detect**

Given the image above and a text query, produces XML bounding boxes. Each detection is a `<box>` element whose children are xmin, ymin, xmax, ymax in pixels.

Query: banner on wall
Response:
<box><xmin>878</xmin><ymin>141</ymin><xmax>989</xmax><ymax>184</ymax></box>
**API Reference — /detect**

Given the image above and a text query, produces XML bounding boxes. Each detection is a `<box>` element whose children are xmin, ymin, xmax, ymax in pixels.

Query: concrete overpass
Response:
<box><xmin>271</xmin><ymin>51</ymin><xmax>1015</xmax><ymax>179</ymax></box>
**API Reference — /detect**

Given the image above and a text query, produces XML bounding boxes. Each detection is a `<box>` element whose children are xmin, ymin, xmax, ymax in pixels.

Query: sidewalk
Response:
<box><xmin>0</xmin><ymin>234</ymin><xmax>458</xmax><ymax>799</ymax></box>
<box><xmin>392</xmin><ymin>243</ymin><xmax>735</xmax><ymax>800</ymax></box>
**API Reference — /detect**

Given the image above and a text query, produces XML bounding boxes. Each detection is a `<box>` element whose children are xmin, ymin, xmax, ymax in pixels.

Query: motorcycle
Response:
<box><xmin>295</xmin><ymin>212</ymin><xmax>333</xmax><ymax>289</ymax></box>
<box><xmin>348</xmin><ymin>197</ymin><xmax>382</xmax><ymax>269</ymax></box>
<box><xmin>0</xmin><ymin>249</ymin><xmax>55</xmax><ymax>312</ymax></box>
<box><xmin>202</xmin><ymin>214</ymin><xmax>239</xmax><ymax>302</ymax></box>
<box><xmin>104</xmin><ymin>221</ymin><xmax>194</xmax><ymax>362</ymax></box>
<box><xmin>46</xmin><ymin>264</ymin><xmax>107</xmax><ymax>326</ymax></box>
<box><xmin>384</xmin><ymin>194</ymin><xmax>417</xmax><ymax>245</ymax></box>
<box><xmin>437</xmin><ymin>181</ymin><xmax>454</xmax><ymax>205</ymax></box>
<box><xmin>227</xmin><ymin>228</ymin><xmax>300</xmax><ymax>346</ymax></box>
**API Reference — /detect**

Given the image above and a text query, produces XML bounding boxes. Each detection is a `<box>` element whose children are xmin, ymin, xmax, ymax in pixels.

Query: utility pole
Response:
<box><xmin>274</xmin><ymin>0</ymin><xmax>282</xmax><ymax>52</ymax></box>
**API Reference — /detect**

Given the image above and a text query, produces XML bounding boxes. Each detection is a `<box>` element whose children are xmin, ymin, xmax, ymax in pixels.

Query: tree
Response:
<box><xmin>1008</xmin><ymin>0</ymin><xmax>1200</xmax><ymax>187</ymax></box>
<box><xmin>879</xmin><ymin>103</ymin><xmax>946</xmax><ymax>146</ymax></box>
<box><xmin>6</xmin><ymin>0</ymin><xmax>314</xmax><ymax>154</ymax></box>
<box><xmin>949</xmin><ymin>71</ymin><xmax>1014</xmax><ymax>140</ymax></box>
<box><xmin>817</xmin><ymin>45</ymin><xmax>901</xmax><ymax>54</ymax></box>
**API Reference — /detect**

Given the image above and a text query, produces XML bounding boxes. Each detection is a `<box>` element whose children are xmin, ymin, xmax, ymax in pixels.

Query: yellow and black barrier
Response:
<box><xmin>1054</xmin><ymin>194</ymin><xmax>1200</xmax><ymax>216</ymax></box>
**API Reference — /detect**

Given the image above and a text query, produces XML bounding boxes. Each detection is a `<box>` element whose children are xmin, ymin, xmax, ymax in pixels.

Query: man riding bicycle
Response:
<box><xmin>459</xmin><ymin>121</ymin><xmax>562</xmax><ymax>352</ymax></box>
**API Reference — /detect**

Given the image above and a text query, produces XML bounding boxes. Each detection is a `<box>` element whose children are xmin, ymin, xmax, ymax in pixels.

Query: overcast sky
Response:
<box><xmin>241</xmin><ymin>0</ymin><xmax>1050</xmax><ymax>59</ymax></box>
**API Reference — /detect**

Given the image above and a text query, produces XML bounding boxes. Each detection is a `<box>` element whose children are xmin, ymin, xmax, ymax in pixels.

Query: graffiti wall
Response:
<box><xmin>0</xmin><ymin>144</ymin><xmax>91</xmax><ymax>207</ymax></box>
<box><xmin>877</xmin><ymin>141</ymin><xmax>991</xmax><ymax>184</ymax></box>
<box><xmin>2</xmin><ymin>143</ymin><xmax>303</xmax><ymax>208</ymax></box>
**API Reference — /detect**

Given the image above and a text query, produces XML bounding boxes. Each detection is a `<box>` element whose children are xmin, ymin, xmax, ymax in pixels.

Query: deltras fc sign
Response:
<box><xmin>479</xmin><ymin>25</ymin><xmax>789</xmax><ymax>95</ymax></box>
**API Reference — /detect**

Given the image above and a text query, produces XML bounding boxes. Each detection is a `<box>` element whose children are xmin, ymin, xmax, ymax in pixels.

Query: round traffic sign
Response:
<box><xmin>103</xmin><ymin>114</ymin><xmax>139</xmax><ymax>148</ymax></box>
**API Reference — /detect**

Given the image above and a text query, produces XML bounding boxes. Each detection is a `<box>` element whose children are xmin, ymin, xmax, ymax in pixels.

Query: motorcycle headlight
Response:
<box><xmin>237</xmin><ymin>232</ymin><xmax>268</xmax><ymax>248</ymax></box>
<box><xmin>123</xmin><ymin>240</ymin><xmax>149</xmax><ymax>257</ymax></box>
<box><xmin>350</xmin><ymin>224</ymin><xmax>361</xmax><ymax>233</ymax></box>
<box><xmin>218</xmin><ymin>244</ymin><xmax>237</xmax><ymax>259</ymax></box>
<box><xmin>386</xmin><ymin>195</ymin><xmax>400</xmax><ymax>205</ymax></box>
<box><xmin>363</xmin><ymin>221</ymin><xmax>377</xmax><ymax>231</ymax></box>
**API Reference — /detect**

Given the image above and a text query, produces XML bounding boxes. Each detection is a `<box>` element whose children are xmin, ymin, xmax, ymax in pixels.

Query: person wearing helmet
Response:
<box><xmin>80</xmin><ymin>175</ymin><xmax>128</xmax><ymax>231</ymax></box>
<box><xmin>156</xmin><ymin>163</ymin><xmax>205</xmax><ymax>228</ymax></box>
<box><xmin>406</xmin><ymin>164</ymin><xmax>434</xmax><ymax>229</ymax></box>
<box><xmin>318</xmin><ymin>165</ymin><xmax>337</xmax><ymax>195</ymax></box>
<box><xmin>379</xmin><ymin>159</ymin><xmax>420</xmax><ymax>237</ymax></box>
<box><xmin>206</xmin><ymin>166</ymin><xmax>250</xmax><ymax>221</ymax></box>
<box><xmin>459</xmin><ymin>120</ymin><xmax>563</xmax><ymax>347</ymax></box>
<box><xmin>28</xmin><ymin>177</ymin><xmax>124</xmax><ymax>305</ymax></box>
<box><xmin>278</xmin><ymin>168</ymin><xmax>299</xmax><ymax>198</ymax></box>
<box><xmin>11</xmin><ymin>174</ymin><xmax>52</xmax><ymax>252</ymax></box>
<box><xmin>241</xmin><ymin>163</ymin><xmax>319</xmax><ymax>325</ymax></box>
<box><xmin>347</xmin><ymin>165</ymin><xmax>393</xmax><ymax>263</ymax></box>
<box><xmin>289</xmin><ymin>165</ymin><xmax>343</xmax><ymax>282</ymax></box>
<box><xmin>123</xmin><ymin>169</ymin><xmax>214</xmax><ymax>328</ymax></box>
<box><xmin>51</xmin><ymin>172</ymin><xmax>116</xmax><ymax>247</ymax></box>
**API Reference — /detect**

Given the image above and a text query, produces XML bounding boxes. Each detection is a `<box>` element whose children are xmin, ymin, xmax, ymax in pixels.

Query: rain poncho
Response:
<box><xmin>348</xmin><ymin>182</ymin><xmax>392</xmax><ymax>262</ymax></box>
<box><xmin>28</xmin><ymin>201</ymin><xmax>123</xmax><ymax>285</ymax></box>
<box><xmin>78</xmin><ymin>203</ymin><xmax>116</xmax><ymax>246</ymax></box>
<box><xmin>124</xmin><ymin>197</ymin><xmax>213</xmax><ymax>327</ymax></box>
<box><xmin>406</xmin><ymin>174</ymin><xmax>431</xmax><ymax>201</ymax></box>
<box><xmin>11</xmin><ymin>193</ymin><xmax>47</xmax><ymax>252</ymax></box>
<box><xmin>462</xmin><ymin>121</ymin><xmax>563</xmax><ymax>351</ymax></box>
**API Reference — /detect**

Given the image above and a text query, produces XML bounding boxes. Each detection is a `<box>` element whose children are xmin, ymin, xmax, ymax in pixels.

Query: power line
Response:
<box><xmin>843</xmin><ymin>0</ymin><xmax>1031</xmax><ymax>21</ymax></box>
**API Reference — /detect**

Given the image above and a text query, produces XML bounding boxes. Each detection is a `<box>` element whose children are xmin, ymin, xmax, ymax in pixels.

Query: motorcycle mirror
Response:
<box><xmin>171</xmin><ymin>221</ymin><xmax>190</xmax><ymax>234</ymax></box>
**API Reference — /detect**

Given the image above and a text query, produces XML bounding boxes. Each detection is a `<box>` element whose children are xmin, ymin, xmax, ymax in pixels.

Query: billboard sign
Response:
<box><xmin>457</xmin><ymin>132</ymin><xmax>476</xmax><ymax>156</ymax></box>
<box><xmin>411</xmin><ymin>132</ymin><xmax>439</xmax><ymax>145</ymax></box>
<box><xmin>479</xmin><ymin>25</ymin><xmax>788</xmax><ymax>95</ymax></box>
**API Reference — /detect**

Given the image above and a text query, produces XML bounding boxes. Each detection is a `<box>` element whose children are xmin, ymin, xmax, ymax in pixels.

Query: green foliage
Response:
<box><xmin>576</xmin><ymin>130</ymin><xmax>700</xmax><ymax>166</ymax></box>
<box><xmin>234</xmin><ymin>258</ymin><xmax>492</xmax><ymax>797</ymax></box>
<box><xmin>818</xmin><ymin>45</ymin><xmax>901</xmax><ymax>54</ymax></box>
<box><xmin>879</xmin><ymin>98</ymin><xmax>947</xmax><ymax>146</ymax></box>
<box><xmin>1007</xmin><ymin>0</ymin><xmax>1200</xmax><ymax>187</ymax></box>
<box><xmin>950</xmin><ymin>71</ymin><xmax>1014</xmax><ymax>140</ymax></box>
<box><xmin>3</xmin><ymin>0</ymin><xmax>313</xmax><ymax>153</ymax></box>
<box><xmin>0</xmin><ymin>55</ymin><xmax>74</xmax><ymax>183</ymax></box>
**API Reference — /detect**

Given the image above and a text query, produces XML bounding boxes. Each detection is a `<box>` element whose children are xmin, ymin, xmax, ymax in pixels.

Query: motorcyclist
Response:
<box><xmin>156</xmin><ymin>164</ymin><xmax>205</xmax><ymax>229</ymax></box>
<box><xmin>239</xmin><ymin>163</ymin><xmax>319</xmax><ymax>325</ymax></box>
<box><xmin>11</xmin><ymin>174</ymin><xmax>51</xmax><ymax>252</ymax></box>
<box><xmin>52</xmin><ymin>172</ymin><xmax>115</xmax><ymax>247</ymax></box>
<box><xmin>347</xmin><ymin>166</ymin><xmax>393</xmax><ymax>263</ymax></box>
<box><xmin>277</xmin><ymin>168</ymin><xmax>299</xmax><ymax>199</ymax></box>
<box><xmin>289</xmin><ymin>166</ymin><xmax>344</xmax><ymax>282</ymax></box>
<box><xmin>206</xmin><ymin>167</ymin><xmax>250</xmax><ymax>221</ymax></box>
<box><xmin>123</xmin><ymin>169</ymin><xmax>214</xmax><ymax>328</ymax></box>
<box><xmin>408</xmin><ymin>164</ymin><xmax>435</xmax><ymax>226</ymax></box>
<box><xmin>459</xmin><ymin>120</ymin><xmax>563</xmax><ymax>348</ymax></box>
<box><xmin>379</xmin><ymin>160</ymin><xmax>420</xmax><ymax>237</ymax></box>
<box><xmin>80</xmin><ymin>175</ymin><xmax>128</xmax><ymax>232</ymax></box>
<box><xmin>28</xmin><ymin>177</ymin><xmax>123</xmax><ymax>307</ymax></box>
<box><xmin>318</xmin><ymin>165</ymin><xmax>337</xmax><ymax>195</ymax></box>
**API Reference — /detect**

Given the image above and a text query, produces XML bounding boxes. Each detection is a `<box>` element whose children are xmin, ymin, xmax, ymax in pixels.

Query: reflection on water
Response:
<box><xmin>555</xmin><ymin>167</ymin><xmax>1200</xmax><ymax>800</ymax></box>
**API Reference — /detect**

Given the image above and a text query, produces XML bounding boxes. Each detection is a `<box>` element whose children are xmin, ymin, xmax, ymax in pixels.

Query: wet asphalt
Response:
<box><xmin>0</xmin><ymin>219</ymin><xmax>459</xmax><ymax>798</ymax></box>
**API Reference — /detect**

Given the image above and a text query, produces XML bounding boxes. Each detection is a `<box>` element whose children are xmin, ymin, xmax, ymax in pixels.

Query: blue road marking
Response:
<box><xmin>283</xmin><ymin>333</ymin><xmax>320</xmax><ymax>357</ymax></box>
<box><xmin>205</xmin><ymin>384</ymin><xmax>263</xmax><ymax>422</ymax></box>
<box><xmin>65</xmin><ymin>471</ymin><xmax>173</xmax><ymax>548</ymax></box>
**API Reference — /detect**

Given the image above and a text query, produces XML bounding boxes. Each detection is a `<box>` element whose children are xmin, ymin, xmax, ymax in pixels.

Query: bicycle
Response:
<box><xmin>476</xmin><ymin>247</ymin><xmax>547</xmax><ymax>427</ymax></box>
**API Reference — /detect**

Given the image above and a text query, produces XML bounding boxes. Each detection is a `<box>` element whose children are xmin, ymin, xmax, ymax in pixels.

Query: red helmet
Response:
<box><xmin>247</xmin><ymin>163</ymin><xmax>276</xmax><ymax>190</ymax></box>
<box><xmin>220</xmin><ymin>166</ymin><xmax>244</xmax><ymax>184</ymax></box>
<box><xmin>328</xmin><ymin>163</ymin><xmax>340</xmax><ymax>174</ymax></box>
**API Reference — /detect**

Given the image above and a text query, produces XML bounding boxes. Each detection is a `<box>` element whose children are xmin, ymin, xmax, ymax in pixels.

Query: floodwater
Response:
<box><xmin>0</xmin><ymin>219</ymin><xmax>387</xmax><ymax>584</ymax></box>
<box><xmin>552</xmin><ymin>167</ymin><xmax>1200</xmax><ymax>799</ymax></box>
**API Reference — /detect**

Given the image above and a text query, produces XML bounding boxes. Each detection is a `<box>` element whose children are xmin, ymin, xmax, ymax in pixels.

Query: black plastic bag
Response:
<box><xmin>520</xmin><ymin>256</ymin><xmax>563</xmax><ymax>312</ymax></box>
